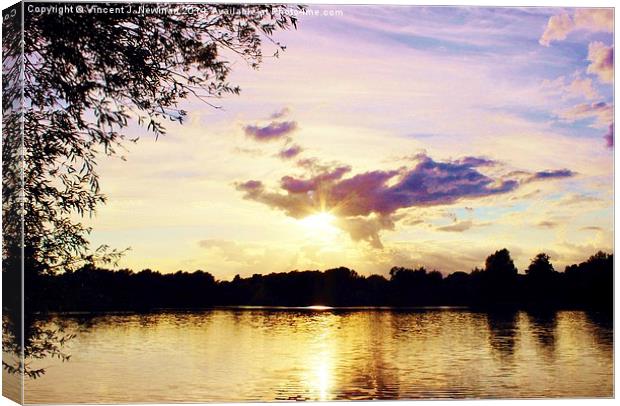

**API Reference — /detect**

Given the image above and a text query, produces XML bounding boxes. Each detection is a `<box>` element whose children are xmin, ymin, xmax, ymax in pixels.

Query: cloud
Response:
<box><xmin>502</xmin><ymin>169</ymin><xmax>575</xmax><ymax>185</ymax></box>
<box><xmin>539</xmin><ymin>9</ymin><xmax>613</xmax><ymax>46</ymax></box>
<box><xmin>280</xmin><ymin>165</ymin><xmax>351</xmax><ymax>194</ymax></box>
<box><xmin>335</xmin><ymin>215</ymin><xmax>396</xmax><ymax>249</ymax></box>
<box><xmin>560</xmin><ymin>102</ymin><xmax>614</xmax><ymax>148</ymax></box>
<box><xmin>566</xmin><ymin>76</ymin><xmax>600</xmax><ymax>100</ymax></box>
<box><xmin>236</xmin><ymin>180</ymin><xmax>264</xmax><ymax>195</ymax></box>
<box><xmin>586</xmin><ymin>42</ymin><xmax>613</xmax><ymax>84</ymax></box>
<box><xmin>236</xmin><ymin>154</ymin><xmax>528</xmax><ymax>246</ymax></box>
<box><xmin>270</xmin><ymin>107</ymin><xmax>290</xmax><ymax>119</ymax></box>
<box><xmin>558</xmin><ymin>193</ymin><xmax>602</xmax><ymax>206</ymax></box>
<box><xmin>526</xmin><ymin>169</ymin><xmax>575</xmax><ymax>182</ymax></box>
<box><xmin>243</xmin><ymin>121</ymin><xmax>298</xmax><ymax>142</ymax></box>
<box><xmin>542</xmin><ymin>75</ymin><xmax>600</xmax><ymax>100</ymax></box>
<box><xmin>277</xmin><ymin>144</ymin><xmax>303</xmax><ymax>160</ymax></box>
<box><xmin>236</xmin><ymin>154</ymin><xmax>576</xmax><ymax>247</ymax></box>
<box><xmin>581</xmin><ymin>226</ymin><xmax>603</xmax><ymax>231</ymax></box>
<box><xmin>537</xmin><ymin>221</ymin><xmax>557</xmax><ymax>228</ymax></box>
<box><xmin>559</xmin><ymin>101</ymin><xmax>613</xmax><ymax>148</ymax></box>
<box><xmin>437</xmin><ymin>220</ymin><xmax>473</xmax><ymax>232</ymax></box>
<box><xmin>454</xmin><ymin>156</ymin><xmax>497</xmax><ymax>167</ymax></box>
<box><xmin>560</xmin><ymin>101</ymin><xmax>613</xmax><ymax>128</ymax></box>
<box><xmin>539</xmin><ymin>13</ymin><xmax>574</xmax><ymax>46</ymax></box>
<box><xmin>604</xmin><ymin>123</ymin><xmax>614</xmax><ymax>148</ymax></box>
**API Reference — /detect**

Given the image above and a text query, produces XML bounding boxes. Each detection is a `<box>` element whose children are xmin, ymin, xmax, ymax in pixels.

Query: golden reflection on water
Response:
<box><xmin>19</xmin><ymin>309</ymin><xmax>613</xmax><ymax>403</ymax></box>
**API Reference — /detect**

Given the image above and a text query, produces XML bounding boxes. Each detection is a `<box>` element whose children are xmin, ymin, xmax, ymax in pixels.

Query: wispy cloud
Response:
<box><xmin>604</xmin><ymin>123</ymin><xmax>614</xmax><ymax>148</ymax></box>
<box><xmin>527</xmin><ymin>169</ymin><xmax>575</xmax><ymax>183</ymax></box>
<box><xmin>542</xmin><ymin>75</ymin><xmax>600</xmax><ymax>100</ymax></box>
<box><xmin>581</xmin><ymin>226</ymin><xmax>603</xmax><ymax>231</ymax></box>
<box><xmin>559</xmin><ymin>101</ymin><xmax>613</xmax><ymax>128</ymax></box>
<box><xmin>277</xmin><ymin>144</ymin><xmax>303</xmax><ymax>160</ymax></box>
<box><xmin>270</xmin><ymin>107</ymin><xmax>290</xmax><ymax>119</ymax></box>
<box><xmin>244</xmin><ymin>121</ymin><xmax>298</xmax><ymax>142</ymax></box>
<box><xmin>437</xmin><ymin>220</ymin><xmax>474</xmax><ymax>232</ymax></box>
<box><xmin>537</xmin><ymin>220</ymin><xmax>558</xmax><ymax>228</ymax></box>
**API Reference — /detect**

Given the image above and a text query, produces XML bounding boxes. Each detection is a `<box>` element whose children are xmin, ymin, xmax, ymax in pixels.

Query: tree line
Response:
<box><xmin>29</xmin><ymin>249</ymin><xmax>612</xmax><ymax>312</ymax></box>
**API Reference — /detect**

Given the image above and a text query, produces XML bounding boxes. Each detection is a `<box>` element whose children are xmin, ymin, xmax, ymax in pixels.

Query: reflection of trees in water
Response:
<box><xmin>3</xmin><ymin>310</ymin><xmax>219</xmax><ymax>381</ymax></box>
<box><xmin>583</xmin><ymin>311</ymin><xmax>614</xmax><ymax>353</ymax></box>
<box><xmin>526</xmin><ymin>310</ymin><xmax>558</xmax><ymax>358</ymax></box>
<box><xmin>2</xmin><ymin>312</ymin><xmax>74</xmax><ymax>379</ymax></box>
<box><xmin>486</xmin><ymin>310</ymin><xmax>519</xmax><ymax>361</ymax></box>
<box><xmin>336</xmin><ymin>311</ymin><xmax>400</xmax><ymax>400</ymax></box>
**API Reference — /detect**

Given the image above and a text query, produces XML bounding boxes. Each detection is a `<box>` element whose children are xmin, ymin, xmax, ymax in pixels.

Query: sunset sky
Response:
<box><xmin>85</xmin><ymin>5</ymin><xmax>614</xmax><ymax>279</ymax></box>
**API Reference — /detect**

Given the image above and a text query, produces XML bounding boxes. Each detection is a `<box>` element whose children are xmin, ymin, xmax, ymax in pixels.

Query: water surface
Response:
<box><xmin>17</xmin><ymin>308</ymin><xmax>614</xmax><ymax>402</ymax></box>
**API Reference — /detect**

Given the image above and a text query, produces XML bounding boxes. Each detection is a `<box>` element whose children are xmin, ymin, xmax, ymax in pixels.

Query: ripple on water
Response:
<box><xmin>18</xmin><ymin>309</ymin><xmax>613</xmax><ymax>403</ymax></box>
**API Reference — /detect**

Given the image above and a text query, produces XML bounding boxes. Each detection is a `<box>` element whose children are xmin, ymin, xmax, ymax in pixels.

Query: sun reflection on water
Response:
<box><xmin>302</xmin><ymin>313</ymin><xmax>338</xmax><ymax>401</ymax></box>
<box><xmin>22</xmin><ymin>310</ymin><xmax>613</xmax><ymax>403</ymax></box>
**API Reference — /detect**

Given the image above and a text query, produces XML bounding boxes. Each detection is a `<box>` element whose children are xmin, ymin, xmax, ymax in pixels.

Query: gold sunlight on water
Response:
<box><xmin>315</xmin><ymin>360</ymin><xmax>331</xmax><ymax>401</ymax></box>
<box><xmin>304</xmin><ymin>314</ymin><xmax>336</xmax><ymax>401</ymax></box>
<box><xmin>23</xmin><ymin>310</ymin><xmax>613</xmax><ymax>403</ymax></box>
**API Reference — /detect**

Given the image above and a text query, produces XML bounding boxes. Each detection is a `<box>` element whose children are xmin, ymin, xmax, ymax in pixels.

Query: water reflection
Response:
<box><xmin>486</xmin><ymin>310</ymin><xmax>519</xmax><ymax>361</ymax></box>
<box><xmin>7</xmin><ymin>309</ymin><xmax>612</xmax><ymax>403</ymax></box>
<box><xmin>527</xmin><ymin>310</ymin><xmax>558</xmax><ymax>359</ymax></box>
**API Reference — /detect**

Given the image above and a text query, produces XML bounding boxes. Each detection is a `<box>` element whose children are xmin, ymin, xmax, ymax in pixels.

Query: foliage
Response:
<box><xmin>2</xmin><ymin>312</ymin><xmax>74</xmax><ymax>379</ymax></box>
<box><xmin>32</xmin><ymin>249</ymin><xmax>613</xmax><ymax>311</ymax></box>
<box><xmin>526</xmin><ymin>253</ymin><xmax>555</xmax><ymax>278</ymax></box>
<box><xmin>485</xmin><ymin>248</ymin><xmax>518</xmax><ymax>277</ymax></box>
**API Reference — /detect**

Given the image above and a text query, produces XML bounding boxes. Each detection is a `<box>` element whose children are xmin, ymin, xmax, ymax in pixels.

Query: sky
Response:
<box><xmin>85</xmin><ymin>5</ymin><xmax>614</xmax><ymax>279</ymax></box>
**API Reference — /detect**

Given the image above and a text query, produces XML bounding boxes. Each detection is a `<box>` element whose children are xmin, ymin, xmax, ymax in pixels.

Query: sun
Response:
<box><xmin>300</xmin><ymin>212</ymin><xmax>336</xmax><ymax>230</ymax></box>
<box><xmin>299</xmin><ymin>212</ymin><xmax>340</xmax><ymax>242</ymax></box>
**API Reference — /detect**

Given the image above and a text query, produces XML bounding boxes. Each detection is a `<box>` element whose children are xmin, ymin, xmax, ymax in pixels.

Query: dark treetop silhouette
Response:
<box><xmin>30</xmin><ymin>249</ymin><xmax>613</xmax><ymax>311</ymax></box>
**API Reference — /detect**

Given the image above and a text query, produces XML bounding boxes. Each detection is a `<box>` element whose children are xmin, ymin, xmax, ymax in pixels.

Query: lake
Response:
<box><xmin>10</xmin><ymin>308</ymin><xmax>614</xmax><ymax>402</ymax></box>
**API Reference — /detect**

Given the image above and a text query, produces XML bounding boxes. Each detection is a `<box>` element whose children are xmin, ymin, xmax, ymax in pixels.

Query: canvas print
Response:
<box><xmin>1</xmin><ymin>1</ymin><xmax>614</xmax><ymax>403</ymax></box>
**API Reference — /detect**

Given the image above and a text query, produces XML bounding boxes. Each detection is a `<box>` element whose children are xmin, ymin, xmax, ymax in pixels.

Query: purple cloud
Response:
<box><xmin>277</xmin><ymin>144</ymin><xmax>303</xmax><ymax>160</ymax></box>
<box><xmin>527</xmin><ymin>169</ymin><xmax>575</xmax><ymax>182</ymax></box>
<box><xmin>454</xmin><ymin>156</ymin><xmax>496</xmax><ymax>167</ymax></box>
<box><xmin>244</xmin><ymin>121</ymin><xmax>298</xmax><ymax>142</ymax></box>
<box><xmin>236</xmin><ymin>154</ymin><xmax>520</xmax><ymax>234</ymax></box>
<box><xmin>280</xmin><ymin>165</ymin><xmax>351</xmax><ymax>194</ymax></box>
<box><xmin>236</xmin><ymin>154</ymin><xmax>576</xmax><ymax>247</ymax></box>
<box><xmin>604</xmin><ymin>123</ymin><xmax>614</xmax><ymax>148</ymax></box>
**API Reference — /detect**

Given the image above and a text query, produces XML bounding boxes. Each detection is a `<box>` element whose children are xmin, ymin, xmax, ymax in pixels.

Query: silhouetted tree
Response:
<box><xmin>526</xmin><ymin>253</ymin><xmax>555</xmax><ymax>278</ymax></box>
<box><xmin>480</xmin><ymin>248</ymin><xmax>518</xmax><ymax>305</ymax></box>
<box><xmin>564</xmin><ymin>251</ymin><xmax>613</xmax><ymax>308</ymax></box>
<box><xmin>389</xmin><ymin>266</ymin><xmax>444</xmax><ymax>305</ymax></box>
<box><xmin>485</xmin><ymin>248</ymin><xmax>518</xmax><ymax>277</ymax></box>
<box><xmin>11</xmin><ymin>249</ymin><xmax>611</xmax><ymax>312</ymax></box>
<box><xmin>524</xmin><ymin>253</ymin><xmax>558</xmax><ymax>306</ymax></box>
